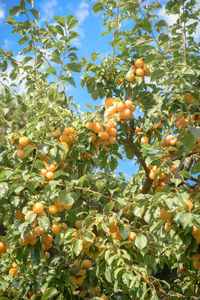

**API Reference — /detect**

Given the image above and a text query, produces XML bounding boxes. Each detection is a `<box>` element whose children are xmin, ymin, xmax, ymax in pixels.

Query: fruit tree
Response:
<box><xmin>0</xmin><ymin>0</ymin><xmax>200</xmax><ymax>299</ymax></box>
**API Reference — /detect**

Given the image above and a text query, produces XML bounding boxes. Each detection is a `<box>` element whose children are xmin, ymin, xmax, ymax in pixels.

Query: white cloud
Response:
<box><xmin>39</xmin><ymin>0</ymin><xmax>58</xmax><ymax>24</ymax></box>
<box><xmin>158</xmin><ymin>7</ymin><xmax>178</xmax><ymax>26</ymax></box>
<box><xmin>0</xmin><ymin>0</ymin><xmax>5</xmax><ymax>21</ymax></box>
<box><xmin>3</xmin><ymin>39</ymin><xmax>14</xmax><ymax>50</ymax></box>
<box><xmin>70</xmin><ymin>1</ymin><xmax>90</xmax><ymax>47</ymax></box>
<box><xmin>76</xmin><ymin>1</ymin><xmax>89</xmax><ymax>25</ymax></box>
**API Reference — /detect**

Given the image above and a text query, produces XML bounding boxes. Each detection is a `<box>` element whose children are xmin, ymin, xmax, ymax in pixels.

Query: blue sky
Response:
<box><xmin>0</xmin><ymin>0</ymin><xmax>199</xmax><ymax>180</ymax></box>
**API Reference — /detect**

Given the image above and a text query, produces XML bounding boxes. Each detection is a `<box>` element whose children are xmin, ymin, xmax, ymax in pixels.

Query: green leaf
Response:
<box><xmin>53</xmin><ymin>15</ymin><xmax>65</xmax><ymax>26</ymax></box>
<box><xmin>59</xmin><ymin>189</ymin><xmax>78</xmax><ymax>206</ymax></box>
<box><xmin>0</xmin><ymin>182</ymin><xmax>8</xmax><ymax>199</ymax></box>
<box><xmin>189</xmin><ymin>127</ymin><xmax>200</xmax><ymax>137</ymax></box>
<box><xmin>29</xmin><ymin>8</ymin><xmax>40</xmax><ymax>20</ymax></box>
<box><xmin>191</xmin><ymin>161</ymin><xmax>200</xmax><ymax>174</ymax></box>
<box><xmin>9</xmin><ymin>6</ymin><xmax>20</xmax><ymax>16</ymax></box>
<box><xmin>66</xmin><ymin>15</ymin><xmax>78</xmax><ymax>30</ymax></box>
<box><xmin>55</xmin><ymin>25</ymin><xmax>64</xmax><ymax>36</ymax></box>
<box><xmin>91</xmin><ymin>52</ymin><xmax>100</xmax><ymax>61</ymax></box>
<box><xmin>104</xmin><ymin>201</ymin><xmax>115</xmax><ymax>215</ymax></box>
<box><xmin>119</xmin><ymin>226</ymin><xmax>130</xmax><ymax>240</ymax></box>
<box><xmin>25</xmin><ymin>211</ymin><xmax>37</xmax><ymax>223</ymax></box>
<box><xmin>46</xmin><ymin>66</ymin><xmax>56</xmax><ymax>75</ymax></box>
<box><xmin>23</xmin><ymin>145</ymin><xmax>35</xmax><ymax>157</ymax></box>
<box><xmin>92</xmin><ymin>3</ymin><xmax>103</xmax><ymax>13</ymax></box>
<box><xmin>38</xmin><ymin>216</ymin><xmax>50</xmax><ymax>231</ymax></box>
<box><xmin>33</xmin><ymin>160</ymin><xmax>45</xmax><ymax>169</ymax></box>
<box><xmin>74</xmin><ymin>239</ymin><xmax>83</xmax><ymax>256</ymax></box>
<box><xmin>41</xmin><ymin>288</ymin><xmax>59</xmax><ymax>300</ymax></box>
<box><xmin>183</xmin><ymin>133</ymin><xmax>196</xmax><ymax>152</ymax></box>
<box><xmin>65</xmin><ymin>62</ymin><xmax>82</xmax><ymax>72</ymax></box>
<box><xmin>135</xmin><ymin>233</ymin><xmax>147</xmax><ymax>250</ymax></box>
<box><xmin>31</xmin><ymin>242</ymin><xmax>41</xmax><ymax>265</ymax></box>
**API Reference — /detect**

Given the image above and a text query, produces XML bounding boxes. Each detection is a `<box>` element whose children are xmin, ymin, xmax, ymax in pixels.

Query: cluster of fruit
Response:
<box><xmin>125</xmin><ymin>59</ymin><xmax>151</xmax><ymax>82</ymax></box>
<box><xmin>148</xmin><ymin>165</ymin><xmax>168</xmax><ymax>192</ymax></box>
<box><xmin>86</xmin><ymin>119</ymin><xmax>117</xmax><ymax>146</ymax></box>
<box><xmin>11</xmin><ymin>135</ymin><xmax>31</xmax><ymax>159</ymax></box>
<box><xmin>159</xmin><ymin>135</ymin><xmax>178</xmax><ymax>148</ymax></box>
<box><xmin>0</xmin><ymin>241</ymin><xmax>8</xmax><ymax>259</ymax></box>
<box><xmin>57</xmin><ymin>126</ymin><xmax>75</xmax><ymax>150</ymax></box>
<box><xmin>104</xmin><ymin>98</ymin><xmax>136</xmax><ymax>121</ymax></box>
<box><xmin>39</xmin><ymin>162</ymin><xmax>57</xmax><ymax>181</ymax></box>
<box><xmin>175</xmin><ymin>115</ymin><xmax>189</xmax><ymax>130</ymax></box>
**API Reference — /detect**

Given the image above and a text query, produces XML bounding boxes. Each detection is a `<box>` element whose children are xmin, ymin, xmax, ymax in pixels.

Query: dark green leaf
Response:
<box><xmin>29</xmin><ymin>8</ymin><xmax>40</xmax><ymax>20</ymax></box>
<box><xmin>65</xmin><ymin>63</ymin><xmax>81</xmax><ymax>72</ymax></box>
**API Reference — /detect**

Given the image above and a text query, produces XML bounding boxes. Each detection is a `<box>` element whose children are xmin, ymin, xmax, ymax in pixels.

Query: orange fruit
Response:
<box><xmin>40</xmin><ymin>168</ymin><xmax>48</xmax><ymax>177</ymax></box>
<box><xmin>185</xmin><ymin>199</ymin><xmax>194</xmax><ymax>212</ymax></box>
<box><xmin>98</xmin><ymin>131</ymin><xmax>110</xmax><ymax>140</ymax></box>
<box><xmin>33</xmin><ymin>202</ymin><xmax>44</xmax><ymax>214</ymax></box>
<box><xmin>116</xmin><ymin>102</ymin><xmax>126</xmax><ymax>112</ymax></box>
<box><xmin>193</xmin><ymin>260</ymin><xmax>200</xmax><ymax>269</ymax></box>
<box><xmin>29</xmin><ymin>238</ymin><xmax>37</xmax><ymax>246</ymax></box>
<box><xmin>109</xmin><ymin>127</ymin><xmax>117</xmax><ymax>136</ymax></box>
<box><xmin>75</xmin><ymin>220</ymin><xmax>82</xmax><ymax>229</ymax></box>
<box><xmin>165</xmin><ymin>221</ymin><xmax>174</xmax><ymax>232</ymax></box>
<box><xmin>64</xmin><ymin>204</ymin><xmax>72</xmax><ymax>210</ymax></box>
<box><xmin>19</xmin><ymin>136</ymin><xmax>29</xmax><ymax>147</ymax></box>
<box><xmin>93</xmin><ymin>122</ymin><xmax>103</xmax><ymax>133</ymax></box>
<box><xmin>81</xmin><ymin>259</ymin><xmax>92</xmax><ymax>269</ymax></box>
<box><xmin>46</xmin><ymin>163</ymin><xmax>56</xmax><ymax>172</ymax></box>
<box><xmin>185</xmin><ymin>93</ymin><xmax>194</xmax><ymax>104</ymax></box>
<box><xmin>46</xmin><ymin>171</ymin><xmax>54</xmax><ymax>180</ymax></box>
<box><xmin>108</xmin><ymin>136</ymin><xmax>117</xmax><ymax>144</ymax></box>
<box><xmin>101</xmin><ymin>294</ymin><xmax>108</xmax><ymax>300</ymax></box>
<box><xmin>49</xmin><ymin>205</ymin><xmax>58</xmax><ymax>215</ymax></box>
<box><xmin>52</xmin><ymin>224</ymin><xmax>61</xmax><ymax>234</ymax></box>
<box><xmin>86</xmin><ymin>122</ymin><xmax>94</xmax><ymax>130</ymax></box>
<box><xmin>71</xmin><ymin>232</ymin><xmax>79</xmax><ymax>243</ymax></box>
<box><xmin>135</xmin><ymin>67</ymin><xmax>145</xmax><ymax>77</ymax></box>
<box><xmin>134</xmin><ymin>59</ymin><xmax>144</xmax><ymax>68</ymax></box>
<box><xmin>119</xmin><ymin>108</ymin><xmax>132</xmax><ymax>120</ymax></box>
<box><xmin>17</xmin><ymin>149</ymin><xmax>24</xmax><ymax>159</ymax></box>
<box><xmin>63</xmin><ymin>127</ymin><xmax>75</xmax><ymax>135</ymax></box>
<box><xmin>0</xmin><ymin>242</ymin><xmax>6</xmax><ymax>253</ymax></box>
<box><xmin>160</xmin><ymin>207</ymin><xmax>173</xmax><ymax>221</ymax></box>
<box><xmin>16</xmin><ymin>210</ymin><xmax>24</xmax><ymax>220</ymax></box>
<box><xmin>143</xmin><ymin>65</ymin><xmax>151</xmax><ymax>76</ymax></box>
<box><xmin>105</xmin><ymin>97</ymin><xmax>113</xmax><ymax>107</ymax></box>
<box><xmin>44</xmin><ymin>251</ymin><xmax>50</xmax><ymax>259</ymax></box>
<box><xmin>141</xmin><ymin>136</ymin><xmax>148</xmax><ymax>144</ymax></box>
<box><xmin>125</xmin><ymin>99</ymin><xmax>133</xmax><ymax>109</ymax></box>
<box><xmin>9</xmin><ymin>267</ymin><xmax>17</xmax><ymax>276</ymax></box>
<box><xmin>129</xmin><ymin>232</ymin><xmax>136</xmax><ymax>241</ymax></box>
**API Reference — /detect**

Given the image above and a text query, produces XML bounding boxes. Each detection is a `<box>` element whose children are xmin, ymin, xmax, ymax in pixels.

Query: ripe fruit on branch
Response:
<box><xmin>105</xmin><ymin>97</ymin><xmax>113</xmax><ymax>107</ymax></box>
<box><xmin>9</xmin><ymin>267</ymin><xmax>17</xmax><ymax>276</ymax></box>
<box><xmin>134</xmin><ymin>58</ymin><xmax>144</xmax><ymax>68</ymax></box>
<box><xmin>141</xmin><ymin>136</ymin><xmax>149</xmax><ymax>144</ymax></box>
<box><xmin>160</xmin><ymin>207</ymin><xmax>173</xmax><ymax>221</ymax></box>
<box><xmin>19</xmin><ymin>136</ymin><xmax>29</xmax><ymax>147</ymax></box>
<box><xmin>33</xmin><ymin>202</ymin><xmax>44</xmax><ymax>214</ymax></box>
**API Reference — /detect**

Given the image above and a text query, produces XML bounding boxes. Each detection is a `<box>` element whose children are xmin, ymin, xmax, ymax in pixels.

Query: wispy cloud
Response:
<box><xmin>71</xmin><ymin>0</ymin><xmax>90</xmax><ymax>47</ymax></box>
<box><xmin>0</xmin><ymin>1</ymin><xmax>5</xmax><ymax>21</ymax></box>
<box><xmin>76</xmin><ymin>1</ymin><xmax>89</xmax><ymax>25</ymax></box>
<box><xmin>3</xmin><ymin>39</ymin><xmax>14</xmax><ymax>50</ymax></box>
<box><xmin>39</xmin><ymin>0</ymin><xmax>58</xmax><ymax>24</ymax></box>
